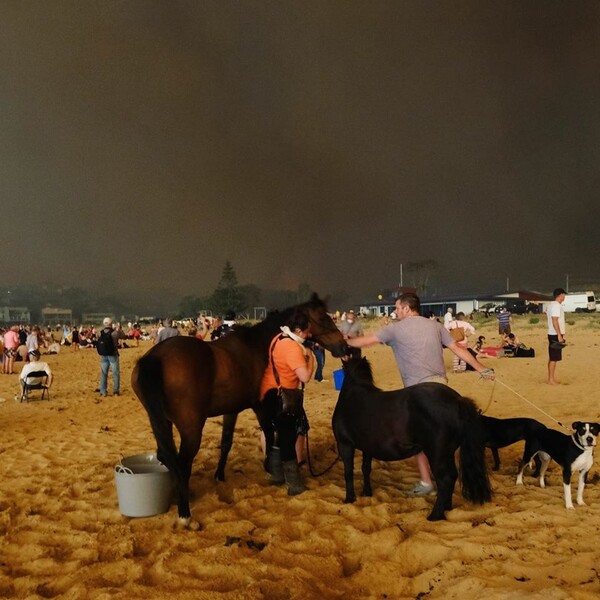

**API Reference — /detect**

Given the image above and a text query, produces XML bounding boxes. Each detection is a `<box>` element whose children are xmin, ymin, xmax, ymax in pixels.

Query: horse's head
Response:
<box><xmin>303</xmin><ymin>293</ymin><xmax>349</xmax><ymax>357</ymax></box>
<box><xmin>342</xmin><ymin>355</ymin><xmax>374</xmax><ymax>385</ymax></box>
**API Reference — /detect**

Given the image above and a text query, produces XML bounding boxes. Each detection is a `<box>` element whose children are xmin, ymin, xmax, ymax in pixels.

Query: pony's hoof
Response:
<box><xmin>176</xmin><ymin>517</ymin><xmax>202</xmax><ymax>531</ymax></box>
<box><xmin>426</xmin><ymin>513</ymin><xmax>446</xmax><ymax>522</ymax></box>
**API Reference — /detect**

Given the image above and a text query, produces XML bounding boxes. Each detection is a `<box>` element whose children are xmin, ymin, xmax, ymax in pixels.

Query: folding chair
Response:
<box><xmin>20</xmin><ymin>371</ymin><xmax>51</xmax><ymax>402</ymax></box>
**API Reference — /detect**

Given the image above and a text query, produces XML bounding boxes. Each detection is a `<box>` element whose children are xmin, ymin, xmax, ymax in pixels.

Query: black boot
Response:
<box><xmin>266</xmin><ymin>447</ymin><xmax>284</xmax><ymax>484</ymax></box>
<box><xmin>283</xmin><ymin>460</ymin><xmax>305</xmax><ymax>496</ymax></box>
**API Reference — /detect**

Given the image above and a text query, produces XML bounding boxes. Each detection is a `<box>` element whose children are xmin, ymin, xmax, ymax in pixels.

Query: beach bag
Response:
<box><xmin>96</xmin><ymin>328</ymin><xmax>115</xmax><ymax>356</ymax></box>
<box><xmin>448</xmin><ymin>325</ymin><xmax>465</xmax><ymax>342</ymax></box>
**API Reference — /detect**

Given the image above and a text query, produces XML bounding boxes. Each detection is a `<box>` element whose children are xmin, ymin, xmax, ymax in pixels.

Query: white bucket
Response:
<box><xmin>114</xmin><ymin>452</ymin><xmax>173</xmax><ymax>517</ymax></box>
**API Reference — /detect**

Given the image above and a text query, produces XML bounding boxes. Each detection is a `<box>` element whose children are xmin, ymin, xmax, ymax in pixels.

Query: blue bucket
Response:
<box><xmin>333</xmin><ymin>369</ymin><xmax>345</xmax><ymax>391</ymax></box>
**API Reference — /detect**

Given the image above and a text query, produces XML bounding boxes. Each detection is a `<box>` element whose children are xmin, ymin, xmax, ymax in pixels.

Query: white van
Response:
<box><xmin>562</xmin><ymin>291</ymin><xmax>596</xmax><ymax>313</ymax></box>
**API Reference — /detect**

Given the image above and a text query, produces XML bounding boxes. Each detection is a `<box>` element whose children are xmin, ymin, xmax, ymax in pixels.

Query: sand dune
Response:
<box><xmin>1</xmin><ymin>314</ymin><xmax>599</xmax><ymax>599</ymax></box>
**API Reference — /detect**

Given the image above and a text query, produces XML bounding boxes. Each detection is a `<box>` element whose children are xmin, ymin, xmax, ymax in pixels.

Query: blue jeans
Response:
<box><xmin>100</xmin><ymin>355</ymin><xmax>120</xmax><ymax>395</ymax></box>
<box><xmin>312</xmin><ymin>346</ymin><xmax>325</xmax><ymax>381</ymax></box>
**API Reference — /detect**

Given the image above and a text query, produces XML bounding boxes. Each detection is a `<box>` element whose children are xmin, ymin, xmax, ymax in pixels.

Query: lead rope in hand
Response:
<box><xmin>494</xmin><ymin>377</ymin><xmax>570</xmax><ymax>432</ymax></box>
<box><xmin>478</xmin><ymin>378</ymin><xmax>497</xmax><ymax>415</ymax></box>
<box><xmin>305</xmin><ymin>429</ymin><xmax>339</xmax><ymax>477</ymax></box>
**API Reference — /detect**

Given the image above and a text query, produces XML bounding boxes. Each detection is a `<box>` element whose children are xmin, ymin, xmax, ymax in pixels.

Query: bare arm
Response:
<box><xmin>346</xmin><ymin>334</ymin><xmax>380</xmax><ymax>349</ymax></box>
<box><xmin>295</xmin><ymin>352</ymin><xmax>315</xmax><ymax>383</ymax></box>
<box><xmin>552</xmin><ymin>316</ymin><xmax>564</xmax><ymax>341</ymax></box>
<box><xmin>449</xmin><ymin>342</ymin><xmax>495</xmax><ymax>379</ymax></box>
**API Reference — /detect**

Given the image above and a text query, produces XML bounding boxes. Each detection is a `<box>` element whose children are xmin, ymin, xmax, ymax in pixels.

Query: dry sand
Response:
<box><xmin>1</xmin><ymin>314</ymin><xmax>600</xmax><ymax>599</ymax></box>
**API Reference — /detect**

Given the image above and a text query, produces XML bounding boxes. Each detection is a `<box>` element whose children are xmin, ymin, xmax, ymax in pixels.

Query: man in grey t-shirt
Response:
<box><xmin>339</xmin><ymin>310</ymin><xmax>364</xmax><ymax>340</ymax></box>
<box><xmin>347</xmin><ymin>293</ymin><xmax>494</xmax><ymax>496</ymax></box>
<box><xmin>156</xmin><ymin>319</ymin><xmax>180</xmax><ymax>344</ymax></box>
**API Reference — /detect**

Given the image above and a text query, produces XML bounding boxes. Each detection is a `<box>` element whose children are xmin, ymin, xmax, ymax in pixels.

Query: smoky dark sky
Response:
<box><xmin>2</xmin><ymin>2</ymin><xmax>600</xmax><ymax>304</ymax></box>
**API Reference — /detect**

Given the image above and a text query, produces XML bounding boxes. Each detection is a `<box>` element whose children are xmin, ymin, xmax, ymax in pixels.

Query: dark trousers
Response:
<box><xmin>312</xmin><ymin>346</ymin><xmax>325</xmax><ymax>381</ymax></box>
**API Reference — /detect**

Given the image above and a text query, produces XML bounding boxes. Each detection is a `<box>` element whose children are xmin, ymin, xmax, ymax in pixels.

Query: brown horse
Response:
<box><xmin>131</xmin><ymin>294</ymin><xmax>347</xmax><ymax>529</ymax></box>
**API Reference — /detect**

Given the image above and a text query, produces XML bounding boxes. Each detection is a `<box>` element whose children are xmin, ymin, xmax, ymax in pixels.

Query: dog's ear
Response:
<box><xmin>572</xmin><ymin>421</ymin><xmax>582</xmax><ymax>430</ymax></box>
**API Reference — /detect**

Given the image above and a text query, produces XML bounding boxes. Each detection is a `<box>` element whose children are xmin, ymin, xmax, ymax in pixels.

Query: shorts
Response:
<box><xmin>3</xmin><ymin>348</ymin><xmax>17</xmax><ymax>359</ymax></box>
<box><xmin>548</xmin><ymin>335</ymin><xmax>563</xmax><ymax>362</ymax></box>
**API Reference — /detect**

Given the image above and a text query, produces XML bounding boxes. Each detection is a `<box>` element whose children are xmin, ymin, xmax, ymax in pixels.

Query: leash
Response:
<box><xmin>304</xmin><ymin>429</ymin><xmax>340</xmax><ymax>477</ymax></box>
<box><xmin>478</xmin><ymin>378</ymin><xmax>497</xmax><ymax>415</ymax></box>
<box><xmin>494</xmin><ymin>377</ymin><xmax>571</xmax><ymax>432</ymax></box>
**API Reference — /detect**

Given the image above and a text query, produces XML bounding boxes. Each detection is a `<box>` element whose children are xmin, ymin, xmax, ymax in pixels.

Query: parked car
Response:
<box><xmin>477</xmin><ymin>303</ymin><xmax>503</xmax><ymax>316</ymax></box>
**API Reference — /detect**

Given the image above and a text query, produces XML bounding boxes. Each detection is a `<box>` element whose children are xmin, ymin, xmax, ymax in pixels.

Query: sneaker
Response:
<box><xmin>113</xmin><ymin>392</ymin><xmax>120</xmax><ymax>396</ymax></box>
<box><xmin>406</xmin><ymin>482</ymin><xmax>435</xmax><ymax>496</ymax></box>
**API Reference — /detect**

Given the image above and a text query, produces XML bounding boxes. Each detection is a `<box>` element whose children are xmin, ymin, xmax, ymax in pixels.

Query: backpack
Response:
<box><xmin>96</xmin><ymin>328</ymin><xmax>116</xmax><ymax>356</ymax></box>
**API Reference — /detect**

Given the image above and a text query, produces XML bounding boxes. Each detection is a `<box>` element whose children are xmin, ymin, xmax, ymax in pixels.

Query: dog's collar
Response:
<box><xmin>571</xmin><ymin>434</ymin><xmax>592</xmax><ymax>451</ymax></box>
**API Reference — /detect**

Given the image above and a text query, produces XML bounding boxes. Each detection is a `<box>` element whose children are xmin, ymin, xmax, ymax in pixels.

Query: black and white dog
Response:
<box><xmin>516</xmin><ymin>421</ymin><xmax>600</xmax><ymax>509</ymax></box>
<box><xmin>480</xmin><ymin>416</ymin><xmax>546</xmax><ymax>472</ymax></box>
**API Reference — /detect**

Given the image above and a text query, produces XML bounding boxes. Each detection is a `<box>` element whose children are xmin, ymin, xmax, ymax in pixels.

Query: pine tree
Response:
<box><xmin>208</xmin><ymin>260</ymin><xmax>246</xmax><ymax>315</ymax></box>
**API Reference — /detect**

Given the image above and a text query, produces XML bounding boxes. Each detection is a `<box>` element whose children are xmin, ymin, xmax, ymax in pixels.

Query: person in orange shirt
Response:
<box><xmin>260</xmin><ymin>311</ymin><xmax>315</xmax><ymax>496</ymax></box>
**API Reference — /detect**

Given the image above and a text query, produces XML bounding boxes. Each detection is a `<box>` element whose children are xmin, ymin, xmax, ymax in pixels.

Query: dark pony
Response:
<box><xmin>332</xmin><ymin>356</ymin><xmax>492</xmax><ymax>521</ymax></box>
<box><xmin>131</xmin><ymin>294</ymin><xmax>347</xmax><ymax>529</ymax></box>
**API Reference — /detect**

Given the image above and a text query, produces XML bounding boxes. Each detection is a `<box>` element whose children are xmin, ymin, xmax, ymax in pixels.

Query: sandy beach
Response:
<box><xmin>1</xmin><ymin>314</ymin><xmax>600</xmax><ymax>599</ymax></box>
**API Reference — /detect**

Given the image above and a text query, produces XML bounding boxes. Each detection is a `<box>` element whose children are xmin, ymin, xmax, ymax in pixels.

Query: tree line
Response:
<box><xmin>177</xmin><ymin>260</ymin><xmax>349</xmax><ymax>318</ymax></box>
<box><xmin>1</xmin><ymin>261</ymin><xmax>349</xmax><ymax>323</ymax></box>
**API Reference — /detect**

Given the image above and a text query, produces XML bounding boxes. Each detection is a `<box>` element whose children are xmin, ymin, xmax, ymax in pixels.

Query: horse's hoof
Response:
<box><xmin>214</xmin><ymin>470</ymin><xmax>225</xmax><ymax>482</ymax></box>
<box><xmin>343</xmin><ymin>496</ymin><xmax>356</xmax><ymax>504</ymax></box>
<box><xmin>176</xmin><ymin>517</ymin><xmax>202</xmax><ymax>531</ymax></box>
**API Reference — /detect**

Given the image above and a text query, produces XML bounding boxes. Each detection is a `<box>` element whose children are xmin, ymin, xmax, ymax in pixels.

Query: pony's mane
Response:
<box><xmin>345</xmin><ymin>356</ymin><xmax>377</xmax><ymax>388</ymax></box>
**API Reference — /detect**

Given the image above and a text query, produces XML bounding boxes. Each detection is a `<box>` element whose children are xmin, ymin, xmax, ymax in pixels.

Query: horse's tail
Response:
<box><xmin>135</xmin><ymin>353</ymin><xmax>182</xmax><ymax>484</ymax></box>
<box><xmin>458</xmin><ymin>399</ymin><xmax>492</xmax><ymax>504</ymax></box>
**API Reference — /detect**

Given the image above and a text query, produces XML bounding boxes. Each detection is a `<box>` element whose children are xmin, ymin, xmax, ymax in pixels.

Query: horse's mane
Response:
<box><xmin>223</xmin><ymin>294</ymin><xmax>328</xmax><ymax>345</ymax></box>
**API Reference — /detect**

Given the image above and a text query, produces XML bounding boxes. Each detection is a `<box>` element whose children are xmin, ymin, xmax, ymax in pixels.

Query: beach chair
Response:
<box><xmin>20</xmin><ymin>371</ymin><xmax>51</xmax><ymax>402</ymax></box>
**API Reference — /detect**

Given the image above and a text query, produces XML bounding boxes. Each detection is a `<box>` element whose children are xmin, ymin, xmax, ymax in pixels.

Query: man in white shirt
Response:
<box><xmin>19</xmin><ymin>350</ymin><xmax>53</xmax><ymax>396</ymax></box>
<box><xmin>547</xmin><ymin>287</ymin><xmax>566</xmax><ymax>385</ymax></box>
<box><xmin>443</xmin><ymin>307</ymin><xmax>454</xmax><ymax>329</ymax></box>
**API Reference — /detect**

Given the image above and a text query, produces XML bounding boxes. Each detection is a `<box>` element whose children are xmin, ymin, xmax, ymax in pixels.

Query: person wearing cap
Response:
<box><xmin>547</xmin><ymin>287</ymin><xmax>566</xmax><ymax>385</ymax></box>
<box><xmin>98</xmin><ymin>317</ymin><xmax>122</xmax><ymax>397</ymax></box>
<box><xmin>338</xmin><ymin>310</ymin><xmax>364</xmax><ymax>340</ymax></box>
<box><xmin>19</xmin><ymin>349</ymin><xmax>53</xmax><ymax>394</ymax></box>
